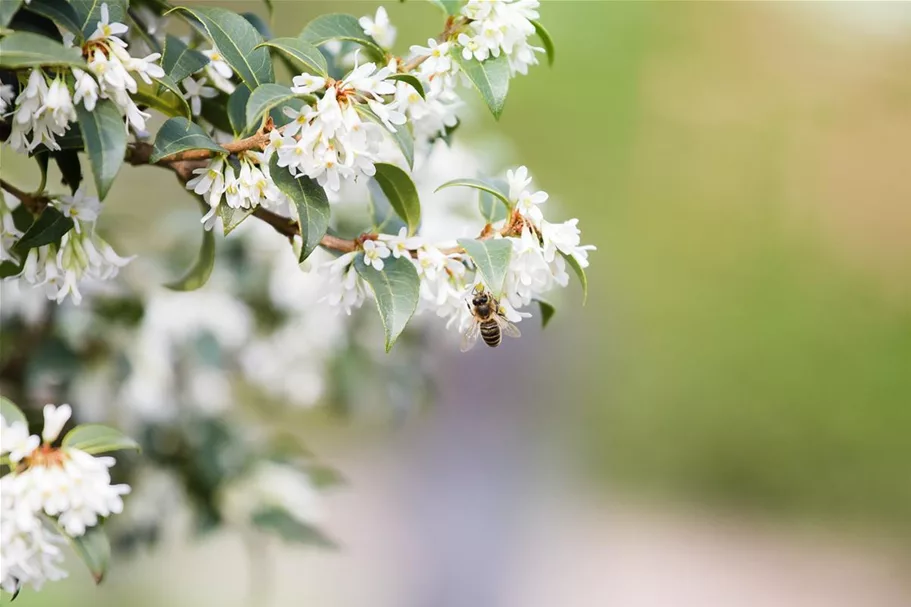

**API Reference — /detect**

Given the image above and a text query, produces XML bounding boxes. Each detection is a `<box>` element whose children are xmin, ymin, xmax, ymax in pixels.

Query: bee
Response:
<box><xmin>461</xmin><ymin>284</ymin><xmax>521</xmax><ymax>351</ymax></box>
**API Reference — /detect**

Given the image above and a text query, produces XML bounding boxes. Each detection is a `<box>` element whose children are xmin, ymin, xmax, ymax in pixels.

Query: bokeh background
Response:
<box><xmin>7</xmin><ymin>1</ymin><xmax>911</xmax><ymax>605</ymax></box>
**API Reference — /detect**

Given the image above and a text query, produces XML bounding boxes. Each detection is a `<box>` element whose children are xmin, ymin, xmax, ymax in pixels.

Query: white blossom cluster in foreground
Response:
<box><xmin>7</xmin><ymin>4</ymin><xmax>164</xmax><ymax>152</ymax></box>
<box><xmin>0</xmin><ymin>405</ymin><xmax>131</xmax><ymax>593</ymax></box>
<box><xmin>1</xmin><ymin>191</ymin><xmax>134</xmax><ymax>305</ymax></box>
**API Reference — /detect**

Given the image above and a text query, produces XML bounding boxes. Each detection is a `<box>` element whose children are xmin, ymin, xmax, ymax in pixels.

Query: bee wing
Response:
<box><xmin>460</xmin><ymin>321</ymin><xmax>481</xmax><ymax>352</ymax></box>
<box><xmin>495</xmin><ymin>314</ymin><xmax>522</xmax><ymax>339</ymax></box>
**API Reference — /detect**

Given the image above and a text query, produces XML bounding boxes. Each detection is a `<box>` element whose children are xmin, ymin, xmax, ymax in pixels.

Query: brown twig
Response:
<box><xmin>0</xmin><ymin>178</ymin><xmax>48</xmax><ymax>214</ymax></box>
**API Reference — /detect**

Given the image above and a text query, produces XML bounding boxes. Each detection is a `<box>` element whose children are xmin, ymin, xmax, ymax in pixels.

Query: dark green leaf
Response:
<box><xmin>269</xmin><ymin>157</ymin><xmax>329</xmax><ymax>262</ymax></box>
<box><xmin>11</xmin><ymin>205</ymin><xmax>33</xmax><ymax>232</ymax></box>
<box><xmin>24</xmin><ymin>0</ymin><xmax>84</xmax><ymax>38</ymax></box>
<box><xmin>76</xmin><ymin>99</ymin><xmax>125</xmax><ymax>200</ymax></box>
<box><xmin>251</xmin><ymin>507</ymin><xmax>338</xmax><ymax>548</ymax></box>
<box><xmin>35</xmin><ymin>151</ymin><xmax>50</xmax><ymax>192</ymax></box>
<box><xmin>457</xmin><ymin>238</ymin><xmax>512</xmax><ymax>296</ymax></box>
<box><xmin>429</xmin><ymin>0</ymin><xmax>463</xmax><ymax>16</ymax></box>
<box><xmin>161</xmin><ymin>34</ymin><xmax>208</xmax><ymax>84</ymax></box>
<box><xmin>61</xmin><ymin>424</ymin><xmax>140</xmax><ymax>455</ymax></box>
<box><xmin>354</xmin><ymin>253</ymin><xmax>421</xmax><ymax>352</ymax></box>
<box><xmin>531</xmin><ymin>20</ymin><xmax>555</xmax><ymax>67</ymax></box>
<box><xmin>218</xmin><ymin>206</ymin><xmax>254</xmax><ymax>236</ymax></box>
<box><xmin>54</xmin><ymin>151</ymin><xmax>82</xmax><ymax>194</ymax></box>
<box><xmin>0</xmin><ymin>0</ymin><xmax>22</xmax><ymax>29</ymax></box>
<box><xmin>0</xmin><ymin>32</ymin><xmax>85</xmax><ymax>68</ymax></box>
<box><xmin>354</xmin><ymin>105</ymin><xmax>414</xmax><ymax>169</ymax></box>
<box><xmin>166</xmin><ymin>218</ymin><xmax>216</xmax><ymax>291</ymax></box>
<box><xmin>173</xmin><ymin>6</ymin><xmax>274</xmax><ymax>90</ymax></box>
<box><xmin>241</xmin><ymin>11</ymin><xmax>271</xmax><ymax>39</ymax></box>
<box><xmin>151</xmin><ymin>117</ymin><xmax>226</xmax><ymax>163</ymax></box>
<box><xmin>257</xmin><ymin>37</ymin><xmax>328</xmax><ymax>77</ymax></box>
<box><xmin>200</xmin><ymin>93</ymin><xmax>234</xmax><ymax>134</ymax></box>
<box><xmin>372</xmin><ymin>163</ymin><xmax>420</xmax><ymax>236</ymax></box>
<box><xmin>451</xmin><ymin>50</ymin><xmax>510</xmax><ymax>120</ymax></box>
<box><xmin>536</xmin><ymin>298</ymin><xmax>555</xmax><ymax>328</ymax></box>
<box><xmin>368</xmin><ymin>178</ymin><xmax>406</xmax><ymax>234</ymax></box>
<box><xmin>154</xmin><ymin>73</ymin><xmax>192</xmax><ymax>118</ymax></box>
<box><xmin>0</xmin><ymin>397</ymin><xmax>27</xmax><ymax>426</ymax></box>
<box><xmin>67</xmin><ymin>525</ymin><xmax>110</xmax><ymax>584</ymax></box>
<box><xmin>385</xmin><ymin>74</ymin><xmax>425</xmax><ymax>99</ymax></box>
<box><xmin>227</xmin><ymin>86</ymin><xmax>251</xmax><ymax>136</ymax></box>
<box><xmin>435</xmin><ymin>178</ymin><xmax>511</xmax><ymax>208</ymax></box>
<box><xmin>300</xmin><ymin>13</ymin><xmax>385</xmax><ymax>61</ymax></box>
<box><xmin>0</xmin><ymin>260</ymin><xmax>25</xmax><ymax>279</ymax></box>
<box><xmin>245</xmin><ymin>83</ymin><xmax>303</xmax><ymax>131</ymax></box>
<box><xmin>71</xmin><ymin>0</ymin><xmax>127</xmax><ymax>37</ymax></box>
<box><xmin>561</xmin><ymin>251</ymin><xmax>588</xmax><ymax>305</ymax></box>
<box><xmin>14</xmin><ymin>207</ymin><xmax>74</xmax><ymax>251</ymax></box>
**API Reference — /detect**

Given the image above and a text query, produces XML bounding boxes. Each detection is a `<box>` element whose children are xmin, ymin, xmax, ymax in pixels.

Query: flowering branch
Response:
<box><xmin>0</xmin><ymin>178</ymin><xmax>48</xmax><ymax>214</ymax></box>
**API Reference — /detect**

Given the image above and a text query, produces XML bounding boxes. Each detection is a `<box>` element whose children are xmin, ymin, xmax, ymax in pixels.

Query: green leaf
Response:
<box><xmin>536</xmin><ymin>298</ymin><xmax>555</xmax><ymax>328</ymax></box>
<box><xmin>251</xmin><ymin>507</ymin><xmax>337</xmax><ymax>549</ymax></box>
<box><xmin>161</xmin><ymin>34</ymin><xmax>208</xmax><ymax>84</ymax></box>
<box><xmin>0</xmin><ymin>32</ymin><xmax>85</xmax><ymax>69</ymax></box>
<box><xmin>372</xmin><ymin>163</ymin><xmax>421</xmax><ymax>236</ymax></box>
<box><xmin>154</xmin><ymin>73</ymin><xmax>192</xmax><ymax>119</ymax></box>
<box><xmin>14</xmin><ymin>207</ymin><xmax>74</xmax><ymax>251</ymax></box>
<box><xmin>368</xmin><ymin>178</ymin><xmax>406</xmax><ymax>234</ymax></box>
<box><xmin>172</xmin><ymin>6</ymin><xmax>274</xmax><ymax>91</ymax></box>
<box><xmin>0</xmin><ymin>0</ymin><xmax>22</xmax><ymax>29</ymax></box>
<box><xmin>75</xmin><ymin>99</ymin><xmax>125</xmax><ymax>200</ymax></box>
<box><xmin>435</xmin><ymin>178</ymin><xmax>511</xmax><ymax>209</ymax></box>
<box><xmin>257</xmin><ymin>37</ymin><xmax>328</xmax><ymax>77</ymax></box>
<box><xmin>245</xmin><ymin>83</ymin><xmax>303</xmax><ymax>131</ymax></box>
<box><xmin>300</xmin><ymin>13</ymin><xmax>385</xmax><ymax>61</ymax></box>
<box><xmin>531</xmin><ymin>21</ymin><xmax>555</xmax><ymax>67</ymax></box>
<box><xmin>166</xmin><ymin>217</ymin><xmax>216</xmax><ymax>291</ymax></box>
<box><xmin>0</xmin><ymin>260</ymin><xmax>25</xmax><ymax>279</ymax></box>
<box><xmin>269</xmin><ymin>157</ymin><xmax>329</xmax><ymax>262</ymax></box>
<box><xmin>385</xmin><ymin>74</ymin><xmax>425</xmax><ymax>99</ymax></box>
<box><xmin>479</xmin><ymin>190</ymin><xmax>508</xmax><ymax>224</ymax></box>
<box><xmin>71</xmin><ymin>0</ymin><xmax>127</xmax><ymax>37</ymax></box>
<box><xmin>429</xmin><ymin>0</ymin><xmax>463</xmax><ymax>16</ymax></box>
<box><xmin>354</xmin><ymin>104</ymin><xmax>414</xmax><ymax>169</ymax></box>
<box><xmin>561</xmin><ymin>252</ymin><xmax>588</xmax><ymax>305</ymax></box>
<box><xmin>24</xmin><ymin>0</ymin><xmax>84</xmax><ymax>38</ymax></box>
<box><xmin>151</xmin><ymin>117</ymin><xmax>226</xmax><ymax>163</ymax></box>
<box><xmin>451</xmin><ymin>50</ymin><xmax>510</xmax><ymax>120</ymax></box>
<box><xmin>200</xmin><ymin>93</ymin><xmax>234</xmax><ymax>134</ymax></box>
<box><xmin>218</xmin><ymin>206</ymin><xmax>255</xmax><ymax>236</ymax></box>
<box><xmin>54</xmin><ymin>151</ymin><xmax>82</xmax><ymax>194</ymax></box>
<box><xmin>0</xmin><ymin>397</ymin><xmax>27</xmax><ymax>426</ymax></box>
<box><xmin>227</xmin><ymin>86</ymin><xmax>251</xmax><ymax>137</ymax></box>
<box><xmin>457</xmin><ymin>238</ymin><xmax>512</xmax><ymax>296</ymax></box>
<box><xmin>67</xmin><ymin>525</ymin><xmax>110</xmax><ymax>584</ymax></box>
<box><xmin>61</xmin><ymin>424</ymin><xmax>140</xmax><ymax>455</ymax></box>
<box><xmin>241</xmin><ymin>11</ymin><xmax>272</xmax><ymax>39</ymax></box>
<box><xmin>354</xmin><ymin>253</ymin><xmax>421</xmax><ymax>353</ymax></box>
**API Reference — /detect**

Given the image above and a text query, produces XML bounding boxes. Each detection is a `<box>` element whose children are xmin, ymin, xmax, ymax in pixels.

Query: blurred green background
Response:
<box><xmin>6</xmin><ymin>1</ymin><xmax>911</xmax><ymax>604</ymax></box>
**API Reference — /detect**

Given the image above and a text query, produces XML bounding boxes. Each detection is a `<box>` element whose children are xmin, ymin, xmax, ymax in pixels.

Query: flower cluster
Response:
<box><xmin>5</xmin><ymin>190</ymin><xmax>134</xmax><ymax>305</ymax></box>
<box><xmin>0</xmin><ymin>405</ymin><xmax>131</xmax><ymax>593</ymax></box>
<box><xmin>316</xmin><ymin>165</ymin><xmax>594</xmax><ymax>339</ymax></box>
<box><xmin>187</xmin><ymin>154</ymin><xmax>291</xmax><ymax>229</ymax></box>
<box><xmin>4</xmin><ymin>3</ymin><xmax>164</xmax><ymax>152</ymax></box>
<box><xmin>459</xmin><ymin>0</ymin><xmax>544</xmax><ymax>76</ymax></box>
<box><xmin>273</xmin><ymin>60</ymin><xmax>406</xmax><ymax>191</ymax></box>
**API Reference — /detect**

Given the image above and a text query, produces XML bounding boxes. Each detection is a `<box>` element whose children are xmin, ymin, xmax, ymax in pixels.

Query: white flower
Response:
<box><xmin>320</xmin><ymin>252</ymin><xmax>366</xmax><ymax>315</ymax></box>
<box><xmin>1</xmin><ymin>194</ymin><xmax>24</xmax><ymax>263</ymax></box>
<box><xmin>41</xmin><ymin>404</ymin><xmax>71</xmax><ymax>444</ymax></box>
<box><xmin>362</xmin><ymin>239</ymin><xmax>391</xmax><ymax>271</ymax></box>
<box><xmin>56</xmin><ymin>188</ymin><xmax>102</xmax><ymax>233</ymax></box>
<box><xmin>0</xmin><ymin>417</ymin><xmax>39</xmax><ymax>463</ymax></box>
<box><xmin>359</xmin><ymin>6</ymin><xmax>397</xmax><ymax>50</ymax></box>
<box><xmin>71</xmin><ymin>68</ymin><xmax>99</xmax><ymax>111</ymax></box>
<box><xmin>505</xmin><ymin>165</ymin><xmax>547</xmax><ymax>225</ymax></box>
<box><xmin>291</xmin><ymin>73</ymin><xmax>327</xmax><ymax>95</ymax></box>
<box><xmin>457</xmin><ymin>33</ymin><xmax>490</xmax><ymax>62</ymax></box>
<box><xmin>540</xmin><ymin>218</ymin><xmax>595</xmax><ymax>267</ymax></box>
<box><xmin>202</xmin><ymin>48</ymin><xmax>236</xmax><ymax>94</ymax></box>
<box><xmin>380</xmin><ymin>227</ymin><xmax>423</xmax><ymax>258</ymax></box>
<box><xmin>0</xmin><ymin>488</ymin><xmax>68</xmax><ymax>593</ymax></box>
<box><xmin>125</xmin><ymin>52</ymin><xmax>165</xmax><ymax>85</ymax></box>
<box><xmin>186</xmin><ymin>156</ymin><xmax>226</xmax><ymax>209</ymax></box>
<box><xmin>411</xmin><ymin>39</ymin><xmax>453</xmax><ymax>75</ymax></box>
<box><xmin>182</xmin><ymin>76</ymin><xmax>218</xmax><ymax>116</ymax></box>
<box><xmin>89</xmin><ymin>3</ymin><xmax>129</xmax><ymax>43</ymax></box>
<box><xmin>506</xmin><ymin>165</ymin><xmax>532</xmax><ymax>201</ymax></box>
<box><xmin>0</xmin><ymin>83</ymin><xmax>14</xmax><ymax>114</ymax></box>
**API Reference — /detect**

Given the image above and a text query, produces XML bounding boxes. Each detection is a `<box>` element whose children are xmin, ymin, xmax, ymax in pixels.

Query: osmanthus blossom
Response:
<box><xmin>359</xmin><ymin>6</ymin><xmax>397</xmax><ymax>50</ymax></box>
<box><xmin>0</xmin><ymin>405</ymin><xmax>131</xmax><ymax>593</ymax></box>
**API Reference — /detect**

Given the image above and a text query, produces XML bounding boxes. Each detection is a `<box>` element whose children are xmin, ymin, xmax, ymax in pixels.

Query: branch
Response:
<box><xmin>0</xmin><ymin>178</ymin><xmax>48</xmax><ymax>214</ymax></box>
